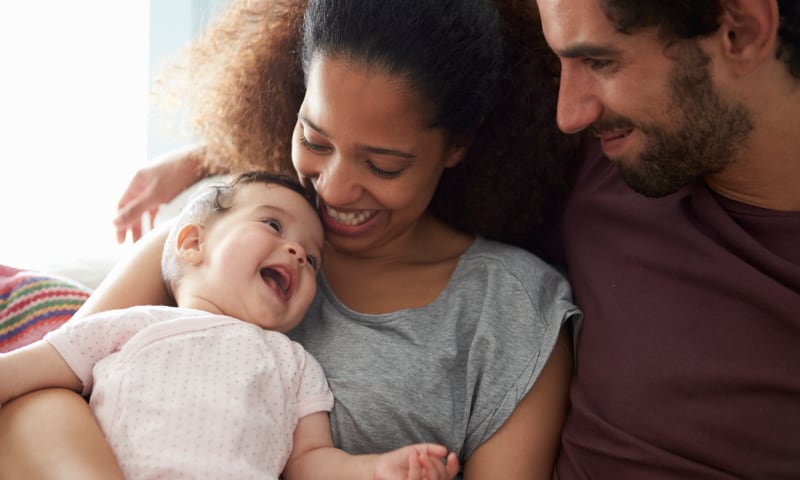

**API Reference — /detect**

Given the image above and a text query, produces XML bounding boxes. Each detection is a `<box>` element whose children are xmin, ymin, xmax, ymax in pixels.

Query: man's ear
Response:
<box><xmin>717</xmin><ymin>0</ymin><xmax>779</xmax><ymax>74</ymax></box>
<box><xmin>176</xmin><ymin>224</ymin><xmax>205</xmax><ymax>265</ymax></box>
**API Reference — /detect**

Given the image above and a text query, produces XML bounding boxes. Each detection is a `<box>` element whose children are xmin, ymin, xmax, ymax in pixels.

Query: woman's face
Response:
<box><xmin>292</xmin><ymin>55</ymin><xmax>465</xmax><ymax>256</ymax></box>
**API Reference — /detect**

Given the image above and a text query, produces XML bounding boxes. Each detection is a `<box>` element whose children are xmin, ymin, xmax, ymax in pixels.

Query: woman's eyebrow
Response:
<box><xmin>299</xmin><ymin>115</ymin><xmax>328</xmax><ymax>136</ymax></box>
<box><xmin>357</xmin><ymin>144</ymin><xmax>415</xmax><ymax>159</ymax></box>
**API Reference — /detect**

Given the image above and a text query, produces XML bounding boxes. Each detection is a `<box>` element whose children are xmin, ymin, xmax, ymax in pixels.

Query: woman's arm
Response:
<box><xmin>462</xmin><ymin>328</ymin><xmax>572</xmax><ymax>479</ymax></box>
<box><xmin>0</xmin><ymin>389</ymin><xmax>124</xmax><ymax>480</ymax></box>
<box><xmin>0</xmin><ymin>226</ymin><xmax>174</xmax><ymax>479</ymax></box>
<box><xmin>75</xmin><ymin>223</ymin><xmax>173</xmax><ymax>320</ymax></box>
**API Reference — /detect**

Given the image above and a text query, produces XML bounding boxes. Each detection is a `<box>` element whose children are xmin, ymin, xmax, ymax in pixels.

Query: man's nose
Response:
<box><xmin>556</xmin><ymin>64</ymin><xmax>602</xmax><ymax>134</ymax></box>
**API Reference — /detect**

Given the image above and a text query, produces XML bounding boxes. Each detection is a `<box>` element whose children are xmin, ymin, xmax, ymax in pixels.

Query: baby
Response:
<box><xmin>0</xmin><ymin>172</ymin><xmax>457</xmax><ymax>479</ymax></box>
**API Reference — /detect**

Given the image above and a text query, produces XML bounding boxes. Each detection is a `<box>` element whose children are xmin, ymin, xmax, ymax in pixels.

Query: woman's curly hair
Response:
<box><xmin>154</xmin><ymin>0</ymin><xmax>582</xmax><ymax>254</ymax></box>
<box><xmin>154</xmin><ymin>0</ymin><xmax>308</xmax><ymax>176</ymax></box>
<box><xmin>429</xmin><ymin>0</ymin><xmax>581</xmax><ymax>252</ymax></box>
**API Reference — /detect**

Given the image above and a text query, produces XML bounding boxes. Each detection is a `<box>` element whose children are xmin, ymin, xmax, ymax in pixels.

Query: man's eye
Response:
<box><xmin>584</xmin><ymin>58</ymin><xmax>612</xmax><ymax>70</ymax></box>
<box><xmin>263</xmin><ymin>219</ymin><xmax>282</xmax><ymax>232</ymax></box>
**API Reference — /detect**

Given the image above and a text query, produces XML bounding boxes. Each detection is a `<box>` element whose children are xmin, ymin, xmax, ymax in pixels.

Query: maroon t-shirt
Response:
<box><xmin>554</xmin><ymin>141</ymin><xmax>800</xmax><ymax>479</ymax></box>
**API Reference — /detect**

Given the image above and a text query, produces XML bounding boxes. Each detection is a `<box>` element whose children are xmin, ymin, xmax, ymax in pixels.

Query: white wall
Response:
<box><xmin>0</xmin><ymin>1</ymin><xmax>232</xmax><ymax>278</ymax></box>
<box><xmin>0</xmin><ymin>2</ymin><xmax>150</xmax><ymax>272</ymax></box>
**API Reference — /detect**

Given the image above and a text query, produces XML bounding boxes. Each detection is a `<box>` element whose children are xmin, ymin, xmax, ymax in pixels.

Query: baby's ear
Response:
<box><xmin>176</xmin><ymin>224</ymin><xmax>205</xmax><ymax>265</ymax></box>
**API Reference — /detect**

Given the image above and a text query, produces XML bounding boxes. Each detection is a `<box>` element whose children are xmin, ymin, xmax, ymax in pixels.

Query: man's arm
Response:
<box><xmin>0</xmin><ymin>340</ymin><xmax>82</xmax><ymax>405</ymax></box>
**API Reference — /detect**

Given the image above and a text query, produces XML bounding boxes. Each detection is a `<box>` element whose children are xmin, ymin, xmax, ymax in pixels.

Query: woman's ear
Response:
<box><xmin>176</xmin><ymin>224</ymin><xmax>205</xmax><ymax>265</ymax></box>
<box><xmin>444</xmin><ymin>143</ymin><xmax>469</xmax><ymax>169</ymax></box>
<box><xmin>717</xmin><ymin>0</ymin><xmax>779</xmax><ymax>74</ymax></box>
<box><xmin>444</xmin><ymin>120</ymin><xmax>483</xmax><ymax>169</ymax></box>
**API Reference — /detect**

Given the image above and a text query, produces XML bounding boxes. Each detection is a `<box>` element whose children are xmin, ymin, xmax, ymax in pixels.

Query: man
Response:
<box><xmin>536</xmin><ymin>0</ymin><xmax>800</xmax><ymax>478</ymax></box>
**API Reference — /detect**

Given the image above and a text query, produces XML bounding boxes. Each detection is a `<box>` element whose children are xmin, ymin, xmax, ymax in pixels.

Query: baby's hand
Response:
<box><xmin>373</xmin><ymin>443</ymin><xmax>459</xmax><ymax>480</ymax></box>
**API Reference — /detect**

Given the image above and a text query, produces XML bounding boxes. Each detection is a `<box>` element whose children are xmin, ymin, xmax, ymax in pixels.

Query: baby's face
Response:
<box><xmin>198</xmin><ymin>183</ymin><xmax>323</xmax><ymax>332</ymax></box>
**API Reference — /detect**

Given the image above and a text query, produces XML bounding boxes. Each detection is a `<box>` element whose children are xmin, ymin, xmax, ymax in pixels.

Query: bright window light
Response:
<box><xmin>0</xmin><ymin>3</ymin><xmax>149</xmax><ymax>273</ymax></box>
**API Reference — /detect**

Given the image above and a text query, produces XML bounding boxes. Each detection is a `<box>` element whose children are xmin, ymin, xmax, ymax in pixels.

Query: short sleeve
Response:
<box><xmin>294</xmin><ymin>344</ymin><xmax>334</xmax><ymax>419</ymax></box>
<box><xmin>460</xmin><ymin>244</ymin><xmax>581</xmax><ymax>457</ymax></box>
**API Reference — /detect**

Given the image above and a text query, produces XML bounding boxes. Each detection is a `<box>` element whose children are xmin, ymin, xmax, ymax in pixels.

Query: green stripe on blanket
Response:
<box><xmin>1</xmin><ymin>265</ymin><xmax>91</xmax><ymax>352</ymax></box>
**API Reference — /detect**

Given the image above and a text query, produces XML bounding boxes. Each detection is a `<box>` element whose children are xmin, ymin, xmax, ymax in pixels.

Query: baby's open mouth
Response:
<box><xmin>260</xmin><ymin>266</ymin><xmax>291</xmax><ymax>300</ymax></box>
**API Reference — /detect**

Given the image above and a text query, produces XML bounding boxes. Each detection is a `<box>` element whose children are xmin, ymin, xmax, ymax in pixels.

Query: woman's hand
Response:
<box><xmin>114</xmin><ymin>144</ymin><xmax>208</xmax><ymax>243</ymax></box>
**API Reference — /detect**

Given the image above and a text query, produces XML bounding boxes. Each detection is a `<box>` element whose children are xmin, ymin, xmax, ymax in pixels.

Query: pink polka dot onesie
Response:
<box><xmin>45</xmin><ymin>305</ymin><xmax>333</xmax><ymax>479</ymax></box>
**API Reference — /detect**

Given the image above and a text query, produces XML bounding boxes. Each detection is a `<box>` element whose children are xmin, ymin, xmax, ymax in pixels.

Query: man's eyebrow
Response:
<box><xmin>559</xmin><ymin>43</ymin><xmax>622</xmax><ymax>59</ymax></box>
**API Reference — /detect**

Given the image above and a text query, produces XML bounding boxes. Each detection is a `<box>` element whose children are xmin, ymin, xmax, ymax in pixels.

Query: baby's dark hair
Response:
<box><xmin>212</xmin><ymin>171</ymin><xmax>317</xmax><ymax>214</ymax></box>
<box><xmin>161</xmin><ymin>171</ymin><xmax>317</xmax><ymax>300</ymax></box>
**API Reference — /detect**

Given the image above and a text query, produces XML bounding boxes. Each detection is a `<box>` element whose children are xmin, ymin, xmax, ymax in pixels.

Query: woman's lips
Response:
<box><xmin>320</xmin><ymin>203</ymin><xmax>381</xmax><ymax>236</ymax></box>
<box><xmin>323</xmin><ymin>204</ymin><xmax>378</xmax><ymax>225</ymax></box>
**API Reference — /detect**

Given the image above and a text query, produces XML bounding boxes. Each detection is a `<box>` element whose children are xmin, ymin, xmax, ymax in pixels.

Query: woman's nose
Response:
<box><xmin>307</xmin><ymin>154</ymin><xmax>362</xmax><ymax>206</ymax></box>
<box><xmin>556</xmin><ymin>64</ymin><xmax>602</xmax><ymax>134</ymax></box>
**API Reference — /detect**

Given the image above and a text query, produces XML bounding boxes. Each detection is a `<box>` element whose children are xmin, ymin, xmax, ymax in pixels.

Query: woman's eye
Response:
<box><xmin>300</xmin><ymin>136</ymin><xmax>329</xmax><ymax>153</ymax></box>
<box><xmin>263</xmin><ymin>219</ymin><xmax>282</xmax><ymax>232</ymax></box>
<box><xmin>367</xmin><ymin>161</ymin><xmax>402</xmax><ymax>179</ymax></box>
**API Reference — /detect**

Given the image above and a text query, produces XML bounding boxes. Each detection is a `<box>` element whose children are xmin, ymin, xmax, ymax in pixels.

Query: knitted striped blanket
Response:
<box><xmin>0</xmin><ymin>265</ymin><xmax>90</xmax><ymax>352</ymax></box>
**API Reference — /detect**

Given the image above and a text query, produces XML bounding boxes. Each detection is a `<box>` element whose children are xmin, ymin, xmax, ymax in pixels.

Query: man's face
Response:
<box><xmin>537</xmin><ymin>0</ymin><xmax>753</xmax><ymax>197</ymax></box>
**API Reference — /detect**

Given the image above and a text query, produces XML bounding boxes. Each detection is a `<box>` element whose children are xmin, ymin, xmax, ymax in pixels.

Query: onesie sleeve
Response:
<box><xmin>43</xmin><ymin>306</ymin><xmax>164</xmax><ymax>395</ymax></box>
<box><xmin>293</xmin><ymin>342</ymin><xmax>334</xmax><ymax>419</ymax></box>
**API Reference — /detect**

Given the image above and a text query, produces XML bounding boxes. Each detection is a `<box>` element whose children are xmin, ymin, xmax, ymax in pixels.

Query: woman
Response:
<box><xmin>0</xmin><ymin>0</ymin><xmax>582</xmax><ymax>478</ymax></box>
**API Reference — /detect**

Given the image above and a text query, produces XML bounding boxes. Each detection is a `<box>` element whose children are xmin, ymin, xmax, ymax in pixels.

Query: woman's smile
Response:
<box><xmin>323</xmin><ymin>204</ymin><xmax>378</xmax><ymax>226</ymax></box>
<box><xmin>320</xmin><ymin>201</ymin><xmax>383</xmax><ymax>236</ymax></box>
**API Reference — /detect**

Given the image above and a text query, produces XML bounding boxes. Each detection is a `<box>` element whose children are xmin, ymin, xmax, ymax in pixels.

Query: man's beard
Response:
<box><xmin>596</xmin><ymin>42</ymin><xmax>754</xmax><ymax>197</ymax></box>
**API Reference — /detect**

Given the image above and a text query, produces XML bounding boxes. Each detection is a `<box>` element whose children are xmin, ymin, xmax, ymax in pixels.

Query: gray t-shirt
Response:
<box><xmin>288</xmin><ymin>236</ymin><xmax>580</xmax><ymax>462</ymax></box>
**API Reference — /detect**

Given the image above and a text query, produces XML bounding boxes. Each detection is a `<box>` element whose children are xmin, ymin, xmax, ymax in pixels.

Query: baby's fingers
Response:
<box><xmin>419</xmin><ymin>450</ymin><xmax>459</xmax><ymax>480</ymax></box>
<box><xmin>405</xmin><ymin>450</ymin><xmax>423</xmax><ymax>480</ymax></box>
<box><xmin>443</xmin><ymin>452</ymin><xmax>459</xmax><ymax>478</ymax></box>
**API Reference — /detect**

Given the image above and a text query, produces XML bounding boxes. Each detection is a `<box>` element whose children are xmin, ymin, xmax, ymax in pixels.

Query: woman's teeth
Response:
<box><xmin>325</xmin><ymin>205</ymin><xmax>376</xmax><ymax>225</ymax></box>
